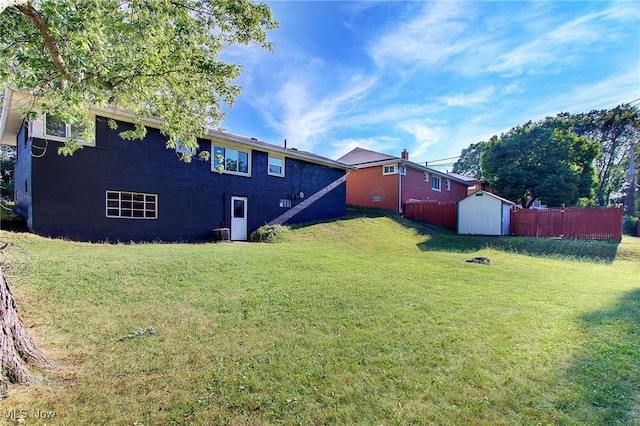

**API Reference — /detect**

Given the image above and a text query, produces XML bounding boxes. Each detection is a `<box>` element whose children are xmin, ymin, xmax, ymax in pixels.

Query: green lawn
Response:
<box><xmin>1</xmin><ymin>209</ymin><xmax>639</xmax><ymax>425</ymax></box>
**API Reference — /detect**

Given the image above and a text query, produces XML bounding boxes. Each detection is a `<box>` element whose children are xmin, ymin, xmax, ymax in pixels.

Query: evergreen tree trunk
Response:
<box><xmin>0</xmin><ymin>268</ymin><xmax>49</xmax><ymax>395</ymax></box>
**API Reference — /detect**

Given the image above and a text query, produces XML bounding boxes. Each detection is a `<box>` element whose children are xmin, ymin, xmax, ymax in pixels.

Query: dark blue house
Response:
<box><xmin>0</xmin><ymin>88</ymin><xmax>351</xmax><ymax>242</ymax></box>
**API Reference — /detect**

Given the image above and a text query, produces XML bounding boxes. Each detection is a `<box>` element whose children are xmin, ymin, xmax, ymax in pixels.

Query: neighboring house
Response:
<box><xmin>0</xmin><ymin>88</ymin><xmax>352</xmax><ymax>242</ymax></box>
<box><xmin>337</xmin><ymin>147</ymin><xmax>476</xmax><ymax>213</ymax></box>
<box><xmin>457</xmin><ymin>190</ymin><xmax>515</xmax><ymax>236</ymax></box>
<box><xmin>445</xmin><ymin>172</ymin><xmax>480</xmax><ymax>196</ymax></box>
<box><xmin>455</xmin><ymin>175</ymin><xmax>493</xmax><ymax>196</ymax></box>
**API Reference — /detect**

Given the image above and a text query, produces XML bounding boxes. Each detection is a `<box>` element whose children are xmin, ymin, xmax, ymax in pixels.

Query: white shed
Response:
<box><xmin>457</xmin><ymin>191</ymin><xmax>515</xmax><ymax>236</ymax></box>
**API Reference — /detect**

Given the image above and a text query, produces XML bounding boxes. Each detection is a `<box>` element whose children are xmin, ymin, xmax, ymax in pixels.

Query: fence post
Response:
<box><xmin>560</xmin><ymin>204</ymin><xmax>565</xmax><ymax>238</ymax></box>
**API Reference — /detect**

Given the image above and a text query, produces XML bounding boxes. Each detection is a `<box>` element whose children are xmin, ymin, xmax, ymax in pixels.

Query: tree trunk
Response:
<box><xmin>0</xmin><ymin>269</ymin><xmax>49</xmax><ymax>395</ymax></box>
<box><xmin>627</xmin><ymin>144</ymin><xmax>636</xmax><ymax>215</ymax></box>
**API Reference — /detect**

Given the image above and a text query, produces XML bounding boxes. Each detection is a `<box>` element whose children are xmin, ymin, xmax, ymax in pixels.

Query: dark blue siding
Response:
<box><xmin>13</xmin><ymin>124</ymin><xmax>32</xmax><ymax>228</ymax></box>
<box><xmin>22</xmin><ymin>116</ymin><xmax>346</xmax><ymax>242</ymax></box>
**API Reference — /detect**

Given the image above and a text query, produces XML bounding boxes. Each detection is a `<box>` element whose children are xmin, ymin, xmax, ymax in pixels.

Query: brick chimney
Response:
<box><xmin>401</xmin><ymin>149</ymin><xmax>409</xmax><ymax>160</ymax></box>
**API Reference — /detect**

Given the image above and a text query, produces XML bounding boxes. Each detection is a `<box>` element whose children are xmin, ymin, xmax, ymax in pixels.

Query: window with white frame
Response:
<box><xmin>383</xmin><ymin>164</ymin><xmax>397</xmax><ymax>175</ymax></box>
<box><xmin>399</xmin><ymin>165</ymin><xmax>406</xmax><ymax>175</ymax></box>
<box><xmin>268</xmin><ymin>155</ymin><xmax>285</xmax><ymax>177</ymax></box>
<box><xmin>445</xmin><ymin>179</ymin><xmax>451</xmax><ymax>191</ymax></box>
<box><xmin>372</xmin><ymin>195</ymin><xmax>382</xmax><ymax>202</ymax></box>
<box><xmin>43</xmin><ymin>114</ymin><xmax>94</xmax><ymax>146</ymax></box>
<box><xmin>431</xmin><ymin>176</ymin><xmax>441</xmax><ymax>191</ymax></box>
<box><xmin>45</xmin><ymin>115</ymin><xmax>66</xmax><ymax>138</ymax></box>
<box><xmin>424</xmin><ymin>172</ymin><xmax>429</xmax><ymax>182</ymax></box>
<box><xmin>106</xmin><ymin>191</ymin><xmax>157</xmax><ymax>219</ymax></box>
<box><xmin>212</xmin><ymin>145</ymin><xmax>250</xmax><ymax>176</ymax></box>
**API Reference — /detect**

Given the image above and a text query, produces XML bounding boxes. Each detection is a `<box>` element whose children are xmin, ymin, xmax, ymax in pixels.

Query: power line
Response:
<box><xmin>424</xmin><ymin>155</ymin><xmax>460</xmax><ymax>163</ymax></box>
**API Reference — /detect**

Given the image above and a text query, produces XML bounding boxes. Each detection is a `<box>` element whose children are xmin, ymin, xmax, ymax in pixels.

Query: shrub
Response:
<box><xmin>622</xmin><ymin>215</ymin><xmax>639</xmax><ymax>236</ymax></box>
<box><xmin>250</xmin><ymin>224</ymin><xmax>290</xmax><ymax>243</ymax></box>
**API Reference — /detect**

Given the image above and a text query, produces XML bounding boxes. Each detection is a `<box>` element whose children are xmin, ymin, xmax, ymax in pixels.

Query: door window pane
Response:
<box><xmin>233</xmin><ymin>199</ymin><xmax>245</xmax><ymax>219</ymax></box>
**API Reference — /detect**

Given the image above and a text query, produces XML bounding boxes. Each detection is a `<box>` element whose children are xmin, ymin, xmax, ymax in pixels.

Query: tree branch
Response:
<box><xmin>15</xmin><ymin>4</ymin><xmax>79</xmax><ymax>84</ymax></box>
<box><xmin>0</xmin><ymin>0</ymin><xmax>28</xmax><ymax>14</ymax></box>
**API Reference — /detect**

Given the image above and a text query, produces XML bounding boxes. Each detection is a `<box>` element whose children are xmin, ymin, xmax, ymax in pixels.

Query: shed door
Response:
<box><xmin>501</xmin><ymin>203</ymin><xmax>511</xmax><ymax>235</ymax></box>
<box><xmin>230</xmin><ymin>196</ymin><xmax>248</xmax><ymax>240</ymax></box>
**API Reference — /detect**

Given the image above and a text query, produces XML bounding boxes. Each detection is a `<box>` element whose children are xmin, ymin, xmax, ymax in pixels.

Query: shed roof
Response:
<box><xmin>461</xmin><ymin>190</ymin><xmax>515</xmax><ymax>205</ymax></box>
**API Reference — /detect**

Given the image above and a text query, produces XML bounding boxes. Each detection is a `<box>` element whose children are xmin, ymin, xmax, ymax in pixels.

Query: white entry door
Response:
<box><xmin>230</xmin><ymin>196</ymin><xmax>248</xmax><ymax>240</ymax></box>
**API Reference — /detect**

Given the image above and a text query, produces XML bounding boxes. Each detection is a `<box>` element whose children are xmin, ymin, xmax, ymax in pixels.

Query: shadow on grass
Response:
<box><xmin>390</xmin><ymin>212</ymin><xmax>620</xmax><ymax>264</ymax></box>
<box><xmin>418</xmin><ymin>229</ymin><xmax>620</xmax><ymax>263</ymax></box>
<box><xmin>554</xmin><ymin>289</ymin><xmax>640</xmax><ymax>424</ymax></box>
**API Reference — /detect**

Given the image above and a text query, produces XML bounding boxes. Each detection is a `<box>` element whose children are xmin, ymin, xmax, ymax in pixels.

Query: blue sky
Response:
<box><xmin>220</xmin><ymin>1</ymin><xmax>640</xmax><ymax>170</ymax></box>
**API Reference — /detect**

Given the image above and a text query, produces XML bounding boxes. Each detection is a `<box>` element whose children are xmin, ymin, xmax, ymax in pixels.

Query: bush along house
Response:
<box><xmin>0</xmin><ymin>88</ymin><xmax>352</xmax><ymax>242</ymax></box>
<box><xmin>337</xmin><ymin>147</ymin><xmax>476</xmax><ymax>213</ymax></box>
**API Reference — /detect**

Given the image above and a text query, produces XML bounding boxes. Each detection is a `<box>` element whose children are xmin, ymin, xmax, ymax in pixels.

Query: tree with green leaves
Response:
<box><xmin>1</xmin><ymin>0</ymin><xmax>277</xmax><ymax>159</ymax></box>
<box><xmin>452</xmin><ymin>141</ymin><xmax>486</xmax><ymax>178</ymax></box>
<box><xmin>569</xmin><ymin>104</ymin><xmax>640</xmax><ymax>209</ymax></box>
<box><xmin>481</xmin><ymin>118</ymin><xmax>600</xmax><ymax>208</ymax></box>
<box><xmin>0</xmin><ymin>0</ymin><xmax>277</xmax><ymax>391</ymax></box>
<box><xmin>0</xmin><ymin>145</ymin><xmax>15</xmax><ymax>202</ymax></box>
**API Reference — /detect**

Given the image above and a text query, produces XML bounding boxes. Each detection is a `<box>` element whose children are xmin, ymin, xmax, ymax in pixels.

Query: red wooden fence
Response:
<box><xmin>510</xmin><ymin>207</ymin><xmax>622</xmax><ymax>241</ymax></box>
<box><xmin>402</xmin><ymin>200</ymin><xmax>457</xmax><ymax>231</ymax></box>
<box><xmin>403</xmin><ymin>200</ymin><xmax>622</xmax><ymax>240</ymax></box>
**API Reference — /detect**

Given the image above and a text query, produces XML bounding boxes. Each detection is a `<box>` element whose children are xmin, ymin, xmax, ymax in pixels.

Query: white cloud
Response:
<box><xmin>398</xmin><ymin>121</ymin><xmax>446</xmax><ymax>160</ymax></box>
<box><xmin>368</xmin><ymin>2</ymin><xmax>483</xmax><ymax>71</ymax></box>
<box><xmin>501</xmin><ymin>83</ymin><xmax>525</xmax><ymax>95</ymax></box>
<box><xmin>265</xmin><ymin>73</ymin><xmax>379</xmax><ymax>152</ymax></box>
<box><xmin>367</xmin><ymin>1</ymin><xmax>638</xmax><ymax>79</ymax></box>
<box><xmin>439</xmin><ymin>87</ymin><xmax>495</xmax><ymax>107</ymax></box>
<box><xmin>222</xmin><ymin>0</ymin><xmax>639</xmax><ymax>166</ymax></box>
<box><xmin>539</xmin><ymin>67</ymin><xmax>640</xmax><ymax>116</ymax></box>
<box><xmin>488</xmin><ymin>2</ymin><xmax>640</xmax><ymax>76</ymax></box>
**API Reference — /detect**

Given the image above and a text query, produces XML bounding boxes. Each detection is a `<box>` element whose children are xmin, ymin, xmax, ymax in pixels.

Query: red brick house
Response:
<box><xmin>337</xmin><ymin>147</ymin><xmax>476</xmax><ymax>213</ymax></box>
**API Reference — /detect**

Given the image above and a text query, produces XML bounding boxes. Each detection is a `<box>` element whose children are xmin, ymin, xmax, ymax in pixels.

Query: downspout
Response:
<box><xmin>398</xmin><ymin>164</ymin><xmax>403</xmax><ymax>214</ymax></box>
